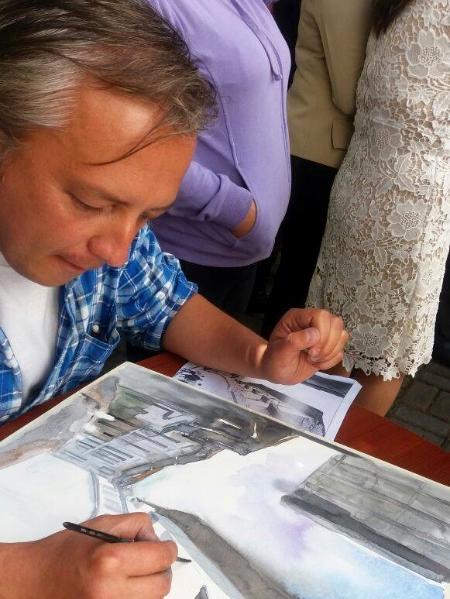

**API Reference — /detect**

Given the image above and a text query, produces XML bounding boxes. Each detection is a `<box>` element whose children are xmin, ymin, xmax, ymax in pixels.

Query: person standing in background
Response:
<box><xmin>148</xmin><ymin>0</ymin><xmax>291</xmax><ymax>322</ymax></box>
<box><xmin>263</xmin><ymin>0</ymin><xmax>372</xmax><ymax>336</ymax></box>
<box><xmin>272</xmin><ymin>0</ymin><xmax>302</xmax><ymax>86</ymax></box>
<box><xmin>307</xmin><ymin>0</ymin><xmax>450</xmax><ymax>415</ymax></box>
<box><xmin>247</xmin><ymin>0</ymin><xmax>301</xmax><ymax>314</ymax></box>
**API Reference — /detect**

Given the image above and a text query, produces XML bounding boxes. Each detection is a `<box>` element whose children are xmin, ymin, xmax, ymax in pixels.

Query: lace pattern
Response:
<box><xmin>307</xmin><ymin>0</ymin><xmax>450</xmax><ymax>379</ymax></box>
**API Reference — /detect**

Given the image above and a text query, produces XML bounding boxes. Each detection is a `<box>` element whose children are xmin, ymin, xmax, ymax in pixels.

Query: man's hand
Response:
<box><xmin>232</xmin><ymin>200</ymin><xmax>257</xmax><ymax>238</ymax></box>
<box><xmin>259</xmin><ymin>308</ymin><xmax>348</xmax><ymax>384</ymax></box>
<box><xmin>1</xmin><ymin>513</ymin><xmax>176</xmax><ymax>599</ymax></box>
<box><xmin>164</xmin><ymin>296</ymin><xmax>348</xmax><ymax>385</ymax></box>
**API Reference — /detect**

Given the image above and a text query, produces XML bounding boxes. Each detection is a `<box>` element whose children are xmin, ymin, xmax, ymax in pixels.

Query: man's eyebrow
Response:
<box><xmin>72</xmin><ymin>183</ymin><xmax>175</xmax><ymax>212</ymax></box>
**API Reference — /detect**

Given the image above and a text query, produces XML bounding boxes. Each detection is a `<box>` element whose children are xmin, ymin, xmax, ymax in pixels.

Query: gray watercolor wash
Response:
<box><xmin>282</xmin><ymin>453</ymin><xmax>450</xmax><ymax>583</ymax></box>
<box><xmin>195</xmin><ymin>587</ymin><xmax>210</xmax><ymax>599</ymax></box>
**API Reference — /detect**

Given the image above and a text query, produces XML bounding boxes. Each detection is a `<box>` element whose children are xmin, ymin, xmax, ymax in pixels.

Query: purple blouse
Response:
<box><xmin>149</xmin><ymin>0</ymin><xmax>291</xmax><ymax>266</ymax></box>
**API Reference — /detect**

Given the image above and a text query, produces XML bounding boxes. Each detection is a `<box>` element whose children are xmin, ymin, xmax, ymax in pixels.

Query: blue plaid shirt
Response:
<box><xmin>0</xmin><ymin>226</ymin><xmax>197</xmax><ymax>423</ymax></box>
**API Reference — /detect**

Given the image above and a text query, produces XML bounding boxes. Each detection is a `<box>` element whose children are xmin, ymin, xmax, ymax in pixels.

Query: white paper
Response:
<box><xmin>0</xmin><ymin>363</ymin><xmax>447</xmax><ymax>599</ymax></box>
<box><xmin>175</xmin><ymin>363</ymin><xmax>361</xmax><ymax>440</ymax></box>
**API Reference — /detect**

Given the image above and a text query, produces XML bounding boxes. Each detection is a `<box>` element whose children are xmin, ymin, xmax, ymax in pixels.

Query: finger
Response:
<box><xmin>311</xmin><ymin>329</ymin><xmax>349</xmax><ymax>365</ymax></box>
<box><xmin>314</xmin><ymin>352</ymin><xmax>345</xmax><ymax>372</ymax></box>
<box><xmin>270</xmin><ymin>308</ymin><xmax>316</xmax><ymax>339</ymax></box>
<box><xmin>127</xmin><ymin>570</ymin><xmax>173</xmax><ymax>598</ymax></box>
<box><xmin>286</xmin><ymin>327</ymin><xmax>321</xmax><ymax>351</ymax></box>
<box><xmin>82</xmin><ymin>568</ymin><xmax>172</xmax><ymax>599</ymax></box>
<box><xmin>93</xmin><ymin>541</ymin><xmax>177</xmax><ymax>579</ymax></box>
<box><xmin>85</xmin><ymin>512</ymin><xmax>157</xmax><ymax>542</ymax></box>
<box><xmin>316</xmin><ymin>315</ymin><xmax>344</xmax><ymax>358</ymax></box>
<box><xmin>96</xmin><ymin>539</ymin><xmax>177</xmax><ymax>578</ymax></box>
<box><xmin>311</xmin><ymin>317</ymin><xmax>346</xmax><ymax>362</ymax></box>
<box><xmin>262</xmin><ymin>335</ymin><xmax>316</xmax><ymax>384</ymax></box>
<box><xmin>304</xmin><ymin>311</ymin><xmax>333</xmax><ymax>359</ymax></box>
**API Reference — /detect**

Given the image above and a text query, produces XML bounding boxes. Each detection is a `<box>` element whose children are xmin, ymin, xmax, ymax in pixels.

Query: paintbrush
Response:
<box><xmin>62</xmin><ymin>521</ymin><xmax>191</xmax><ymax>563</ymax></box>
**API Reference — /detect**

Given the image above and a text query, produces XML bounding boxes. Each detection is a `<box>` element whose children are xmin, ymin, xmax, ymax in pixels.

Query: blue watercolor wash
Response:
<box><xmin>285</xmin><ymin>538</ymin><xmax>444</xmax><ymax>599</ymax></box>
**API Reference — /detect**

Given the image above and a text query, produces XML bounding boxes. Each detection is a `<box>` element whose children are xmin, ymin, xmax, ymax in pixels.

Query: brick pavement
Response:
<box><xmin>388</xmin><ymin>360</ymin><xmax>450</xmax><ymax>452</ymax></box>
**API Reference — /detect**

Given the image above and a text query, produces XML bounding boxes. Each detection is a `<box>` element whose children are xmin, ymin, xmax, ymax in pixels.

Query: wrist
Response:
<box><xmin>221</xmin><ymin>188</ymin><xmax>254</xmax><ymax>230</ymax></box>
<box><xmin>244</xmin><ymin>338</ymin><xmax>268</xmax><ymax>379</ymax></box>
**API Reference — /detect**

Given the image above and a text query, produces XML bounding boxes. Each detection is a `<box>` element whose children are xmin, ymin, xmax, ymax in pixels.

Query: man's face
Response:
<box><xmin>0</xmin><ymin>85</ymin><xmax>195</xmax><ymax>286</ymax></box>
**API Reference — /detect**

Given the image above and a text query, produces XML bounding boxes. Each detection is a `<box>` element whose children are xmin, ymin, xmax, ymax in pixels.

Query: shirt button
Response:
<box><xmin>92</xmin><ymin>324</ymin><xmax>100</xmax><ymax>335</ymax></box>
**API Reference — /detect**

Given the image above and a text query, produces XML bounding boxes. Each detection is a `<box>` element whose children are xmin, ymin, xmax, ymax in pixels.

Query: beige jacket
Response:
<box><xmin>288</xmin><ymin>0</ymin><xmax>372</xmax><ymax>168</ymax></box>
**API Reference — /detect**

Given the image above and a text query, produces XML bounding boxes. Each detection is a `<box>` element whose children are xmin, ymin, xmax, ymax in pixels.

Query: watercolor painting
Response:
<box><xmin>0</xmin><ymin>362</ymin><xmax>448</xmax><ymax>599</ymax></box>
<box><xmin>134</xmin><ymin>438</ymin><xmax>450</xmax><ymax>599</ymax></box>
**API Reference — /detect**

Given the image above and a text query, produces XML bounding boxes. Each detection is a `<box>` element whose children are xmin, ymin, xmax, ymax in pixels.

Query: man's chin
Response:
<box><xmin>12</xmin><ymin>260</ymin><xmax>86</xmax><ymax>287</ymax></box>
<box><xmin>20</xmin><ymin>269</ymin><xmax>77</xmax><ymax>287</ymax></box>
<box><xmin>4</xmin><ymin>252</ymin><xmax>101</xmax><ymax>285</ymax></box>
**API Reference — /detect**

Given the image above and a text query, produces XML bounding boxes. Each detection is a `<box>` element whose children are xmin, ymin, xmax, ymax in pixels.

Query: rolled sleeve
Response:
<box><xmin>168</xmin><ymin>160</ymin><xmax>254</xmax><ymax>231</ymax></box>
<box><xmin>117</xmin><ymin>228</ymin><xmax>197</xmax><ymax>350</ymax></box>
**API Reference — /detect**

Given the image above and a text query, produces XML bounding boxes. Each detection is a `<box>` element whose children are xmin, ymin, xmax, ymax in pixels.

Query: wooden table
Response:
<box><xmin>1</xmin><ymin>353</ymin><xmax>449</xmax><ymax>485</ymax></box>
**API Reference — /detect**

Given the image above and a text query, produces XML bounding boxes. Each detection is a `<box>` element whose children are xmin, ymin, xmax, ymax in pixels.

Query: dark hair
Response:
<box><xmin>372</xmin><ymin>0</ymin><xmax>414</xmax><ymax>36</ymax></box>
<box><xmin>0</xmin><ymin>0</ymin><xmax>216</xmax><ymax>155</ymax></box>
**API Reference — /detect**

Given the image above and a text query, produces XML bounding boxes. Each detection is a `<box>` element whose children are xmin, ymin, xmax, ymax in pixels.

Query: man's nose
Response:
<box><xmin>87</xmin><ymin>218</ymin><xmax>140</xmax><ymax>268</ymax></box>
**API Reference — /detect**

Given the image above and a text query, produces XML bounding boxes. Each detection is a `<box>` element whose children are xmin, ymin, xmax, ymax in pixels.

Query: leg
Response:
<box><xmin>272</xmin><ymin>0</ymin><xmax>302</xmax><ymax>86</ymax></box>
<box><xmin>222</xmin><ymin>264</ymin><xmax>257</xmax><ymax>321</ymax></box>
<box><xmin>180</xmin><ymin>260</ymin><xmax>257</xmax><ymax>322</ymax></box>
<box><xmin>352</xmin><ymin>370</ymin><xmax>404</xmax><ymax>416</ymax></box>
<box><xmin>179</xmin><ymin>260</ymin><xmax>229</xmax><ymax>310</ymax></box>
<box><xmin>247</xmin><ymin>252</ymin><xmax>279</xmax><ymax>313</ymax></box>
<box><xmin>263</xmin><ymin>156</ymin><xmax>337</xmax><ymax>337</ymax></box>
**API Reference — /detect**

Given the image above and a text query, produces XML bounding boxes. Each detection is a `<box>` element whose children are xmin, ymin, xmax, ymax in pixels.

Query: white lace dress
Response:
<box><xmin>307</xmin><ymin>0</ymin><xmax>450</xmax><ymax>380</ymax></box>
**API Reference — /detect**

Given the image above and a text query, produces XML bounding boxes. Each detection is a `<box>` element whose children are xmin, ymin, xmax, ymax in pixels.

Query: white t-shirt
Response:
<box><xmin>0</xmin><ymin>253</ymin><xmax>59</xmax><ymax>399</ymax></box>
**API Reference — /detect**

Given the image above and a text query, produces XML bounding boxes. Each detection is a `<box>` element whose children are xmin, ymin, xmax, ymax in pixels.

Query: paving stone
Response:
<box><xmin>427</xmin><ymin>360</ymin><xmax>450</xmax><ymax>378</ymax></box>
<box><xmin>399</xmin><ymin>375</ymin><xmax>413</xmax><ymax>393</ymax></box>
<box><xmin>417</xmin><ymin>431</ymin><xmax>446</xmax><ymax>447</ymax></box>
<box><xmin>415</xmin><ymin>369</ymin><xmax>450</xmax><ymax>393</ymax></box>
<box><xmin>386</xmin><ymin>404</ymin><xmax>398</xmax><ymax>418</ymax></box>
<box><xmin>397</xmin><ymin>381</ymin><xmax>438</xmax><ymax>412</ymax></box>
<box><xmin>430</xmin><ymin>391</ymin><xmax>450</xmax><ymax>422</ymax></box>
<box><xmin>390</xmin><ymin>418</ymin><xmax>445</xmax><ymax>447</ymax></box>
<box><xmin>393</xmin><ymin>406</ymin><xmax>450</xmax><ymax>438</ymax></box>
<box><xmin>385</xmin><ymin>358</ymin><xmax>450</xmax><ymax>449</ymax></box>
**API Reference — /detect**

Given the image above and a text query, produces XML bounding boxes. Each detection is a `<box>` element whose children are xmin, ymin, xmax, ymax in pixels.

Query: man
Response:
<box><xmin>0</xmin><ymin>2</ymin><xmax>347</xmax><ymax>597</ymax></box>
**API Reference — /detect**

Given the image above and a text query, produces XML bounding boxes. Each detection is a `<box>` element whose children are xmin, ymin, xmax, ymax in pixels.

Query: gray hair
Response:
<box><xmin>0</xmin><ymin>0</ymin><xmax>215</xmax><ymax>154</ymax></box>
